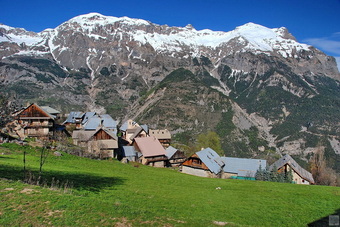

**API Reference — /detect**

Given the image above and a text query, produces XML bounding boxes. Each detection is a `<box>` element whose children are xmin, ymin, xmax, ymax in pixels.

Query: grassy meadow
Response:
<box><xmin>0</xmin><ymin>143</ymin><xmax>339</xmax><ymax>226</ymax></box>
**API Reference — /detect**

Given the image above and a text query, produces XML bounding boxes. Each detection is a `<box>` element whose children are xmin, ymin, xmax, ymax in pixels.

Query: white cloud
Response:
<box><xmin>303</xmin><ymin>32</ymin><xmax>340</xmax><ymax>71</ymax></box>
<box><xmin>304</xmin><ymin>37</ymin><xmax>340</xmax><ymax>55</ymax></box>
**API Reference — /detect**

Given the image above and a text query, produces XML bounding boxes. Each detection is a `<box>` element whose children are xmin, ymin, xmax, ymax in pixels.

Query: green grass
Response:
<box><xmin>0</xmin><ymin>144</ymin><xmax>339</xmax><ymax>226</ymax></box>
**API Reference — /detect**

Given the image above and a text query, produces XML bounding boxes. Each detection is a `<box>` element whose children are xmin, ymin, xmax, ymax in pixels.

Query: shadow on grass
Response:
<box><xmin>308</xmin><ymin>209</ymin><xmax>340</xmax><ymax>227</ymax></box>
<box><xmin>0</xmin><ymin>156</ymin><xmax>15</xmax><ymax>159</ymax></box>
<box><xmin>0</xmin><ymin>163</ymin><xmax>125</xmax><ymax>193</ymax></box>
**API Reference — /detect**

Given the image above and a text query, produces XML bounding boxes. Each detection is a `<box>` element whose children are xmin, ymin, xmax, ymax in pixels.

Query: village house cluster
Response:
<box><xmin>2</xmin><ymin>103</ymin><xmax>315</xmax><ymax>185</ymax></box>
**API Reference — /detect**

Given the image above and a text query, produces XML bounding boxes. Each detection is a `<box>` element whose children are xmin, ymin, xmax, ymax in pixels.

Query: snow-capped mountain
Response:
<box><xmin>1</xmin><ymin>13</ymin><xmax>339</xmax><ymax>169</ymax></box>
<box><xmin>1</xmin><ymin>13</ymin><xmax>339</xmax><ymax>78</ymax></box>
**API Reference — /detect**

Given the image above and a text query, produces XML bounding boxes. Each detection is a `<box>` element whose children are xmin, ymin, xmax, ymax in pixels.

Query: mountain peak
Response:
<box><xmin>273</xmin><ymin>27</ymin><xmax>297</xmax><ymax>41</ymax></box>
<box><xmin>185</xmin><ymin>24</ymin><xmax>195</xmax><ymax>30</ymax></box>
<box><xmin>66</xmin><ymin>12</ymin><xmax>151</xmax><ymax>28</ymax></box>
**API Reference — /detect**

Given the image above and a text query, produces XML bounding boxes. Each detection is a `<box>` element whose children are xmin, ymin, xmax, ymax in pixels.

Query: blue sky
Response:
<box><xmin>1</xmin><ymin>0</ymin><xmax>340</xmax><ymax>68</ymax></box>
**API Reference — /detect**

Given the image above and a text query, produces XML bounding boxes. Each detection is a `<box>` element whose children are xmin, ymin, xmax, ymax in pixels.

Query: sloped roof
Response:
<box><xmin>94</xmin><ymin>127</ymin><xmax>118</xmax><ymax>140</ymax></box>
<box><xmin>19</xmin><ymin>103</ymin><xmax>55</xmax><ymax>119</ymax></box>
<box><xmin>100</xmin><ymin>114</ymin><xmax>117</xmax><ymax>130</ymax></box>
<box><xmin>119</xmin><ymin>119</ymin><xmax>140</xmax><ymax>131</ymax></box>
<box><xmin>72</xmin><ymin>127</ymin><xmax>117</xmax><ymax>142</ymax></box>
<box><xmin>83</xmin><ymin>116</ymin><xmax>101</xmax><ymax>130</ymax></box>
<box><xmin>72</xmin><ymin>130</ymin><xmax>94</xmax><ymax>141</ymax></box>
<box><xmin>123</xmin><ymin>146</ymin><xmax>137</xmax><ymax>157</ymax></box>
<box><xmin>82</xmin><ymin>112</ymin><xmax>96</xmax><ymax>124</ymax></box>
<box><xmin>165</xmin><ymin>146</ymin><xmax>178</xmax><ymax>159</ymax></box>
<box><xmin>83</xmin><ymin>114</ymin><xmax>117</xmax><ymax>131</ymax></box>
<box><xmin>270</xmin><ymin>154</ymin><xmax>315</xmax><ymax>184</ymax></box>
<box><xmin>41</xmin><ymin>106</ymin><xmax>60</xmax><ymax>115</ymax></box>
<box><xmin>134</xmin><ymin>136</ymin><xmax>166</xmax><ymax>158</ymax></box>
<box><xmin>221</xmin><ymin>157</ymin><xmax>267</xmax><ymax>178</ymax></box>
<box><xmin>129</xmin><ymin>127</ymin><xmax>148</xmax><ymax>140</ymax></box>
<box><xmin>141</xmin><ymin>124</ymin><xmax>149</xmax><ymax>133</ymax></box>
<box><xmin>149</xmin><ymin>129</ymin><xmax>171</xmax><ymax>140</ymax></box>
<box><xmin>119</xmin><ymin>121</ymin><xmax>129</xmax><ymax>131</ymax></box>
<box><xmin>64</xmin><ymin>111</ymin><xmax>83</xmax><ymax>124</ymax></box>
<box><xmin>196</xmin><ymin>148</ymin><xmax>224</xmax><ymax>174</ymax></box>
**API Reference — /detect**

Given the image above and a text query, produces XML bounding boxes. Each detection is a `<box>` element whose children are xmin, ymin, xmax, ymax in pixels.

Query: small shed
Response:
<box><xmin>182</xmin><ymin>148</ymin><xmax>225</xmax><ymax>178</ymax></box>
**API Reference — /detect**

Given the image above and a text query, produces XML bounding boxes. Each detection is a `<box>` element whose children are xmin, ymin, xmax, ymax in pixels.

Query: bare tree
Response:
<box><xmin>39</xmin><ymin>139</ymin><xmax>51</xmax><ymax>176</ymax></box>
<box><xmin>310</xmin><ymin>145</ymin><xmax>338</xmax><ymax>186</ymax></box>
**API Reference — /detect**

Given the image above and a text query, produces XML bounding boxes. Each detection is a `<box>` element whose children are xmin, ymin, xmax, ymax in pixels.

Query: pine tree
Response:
<box><xmin>285</xmin><ymin>168</ymin><xmax>293</xmax><ymax>183</ymax></box>
<box><xmin>270</xmin><ymin>165</ymin><xmax>278</xmax><ymax>182</ymax></box>
<box><xmin>255</xmin><ymin>165</ymin><xmax>265</xmax><ymax>181</ymax></box>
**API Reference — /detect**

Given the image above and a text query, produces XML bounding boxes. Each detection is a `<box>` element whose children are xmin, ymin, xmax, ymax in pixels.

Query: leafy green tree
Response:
<box><xmin>196</xmin><ymin>131</ymin><xmax>223</xmax><ymax>155</ymax></box>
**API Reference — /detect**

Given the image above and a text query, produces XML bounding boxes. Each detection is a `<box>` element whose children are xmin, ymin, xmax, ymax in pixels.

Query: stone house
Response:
<box><xmin>72</xmin><ymin>126</ymin><xmax>118</xmax><ymax>158</ymax></box>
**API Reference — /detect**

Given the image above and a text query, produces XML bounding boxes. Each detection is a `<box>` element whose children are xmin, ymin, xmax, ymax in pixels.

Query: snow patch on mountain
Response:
<box><xmin>0</xmin><ymin>24</ymin><xmax>43</xmax><ymax>46</ymax></box>
<box><xmin>0</xmin><ymin>13</ymin><xmax>312</xmax><ymax>60</ymax></box>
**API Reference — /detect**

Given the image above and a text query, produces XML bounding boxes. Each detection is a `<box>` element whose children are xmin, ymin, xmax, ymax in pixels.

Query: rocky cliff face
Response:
<box><xmin>1</xmin><ymin>13</ymin><xmax>339</xmax><ymax>170</ymax></box>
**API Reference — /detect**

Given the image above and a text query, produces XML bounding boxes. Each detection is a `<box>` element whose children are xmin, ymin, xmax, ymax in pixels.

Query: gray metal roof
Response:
<box><xmin>196</xmin><ymin>148</ymin><xmax>224</xmax><ymax>174</ymax></box>
<box><xmin>83</xmin><ymin>114</ymin><xmax>117</xmax><ymax>131</ymax></box>
<box><xmin>140</xmin><ymin>124</ymin><xmax>149</xmax><ymax>133</ymax></box>
<box><xmin>82</xmin><ymin>112</ymin><xmax>96</xmax><ymax>124</ymax></box>
<box><xmin>221</xmin><ymin>157</ymin><xmax>267</xmax><ymax>178</ymax></box>
<box><xmin>41</xmin><ymin>106</ymin><xmax>60</xmax><ymax>115</ymax></box>
<box><xmin>270</xmin><ymin>154</ymin><xmax>315</xmax><ymax>184</ymax></box>
<box><xmin>100</xmin><ymin>114</ymin><xmax>117</xmax><ymax>130</ymax></box>
<box><xmin>100</xmin><ymin>127</ymin><xmax>118</xmax><ymax>140</ymax></box>
<box><xmin>64</xmin><ymin>111</ymin><xmax>83</xmax><ymax>124</ymax></box>
<box><xmin>119</xmin><ymin>119</ymin><xmax>138</xmax><ymax>131</ymax></box>
<box><xmin>123</xmin><ymin>146</ymin><xmax>137</xmax><ymax>157</ymax></box>
<box><xmin>83</xmin><ymin>116</ymin><xmax>101</xmax><ymax>130</ymax></box>
<box><xmin>119</xmin><ymin>121</ymin><xmax>129</xmax><ymax>131</ymax></box>
<box><xmin>165</xmin><ymin>146</ymin><xmax>178</xmax><ymax>159</ymax></box>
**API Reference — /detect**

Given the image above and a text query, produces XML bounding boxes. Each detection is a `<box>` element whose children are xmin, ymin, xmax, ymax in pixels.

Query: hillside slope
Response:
<box><xmin>1</xmin><ymin>144</ymin><xmax>339</xmax><ymax>226</ymax></box>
